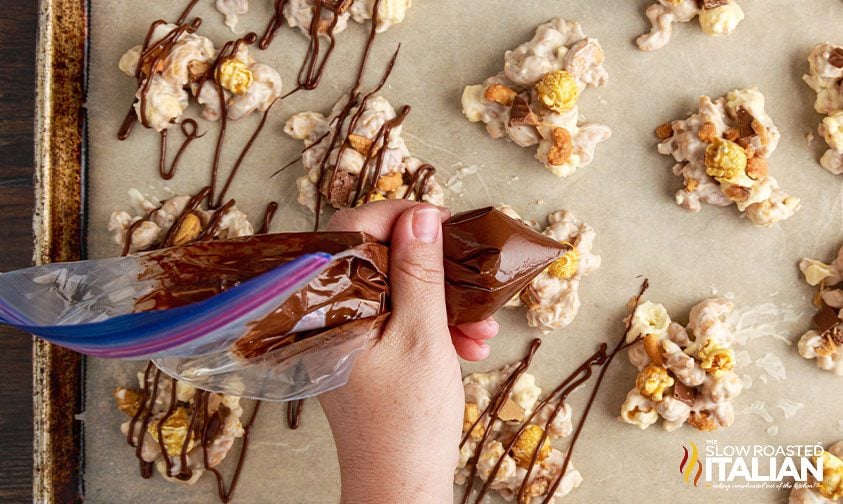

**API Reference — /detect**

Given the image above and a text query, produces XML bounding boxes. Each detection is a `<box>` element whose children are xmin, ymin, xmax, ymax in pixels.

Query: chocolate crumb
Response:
<box><xmin>321</xmin><ymin>170</ymin><xmax>357</xmax><ymax>208</ymax></box>
<box><xmin>673</xmin><ymin>381</ymin><xmax>697</xmax><ymax>407</ymax></box>
<box><xmin>829</xmin><ymin>47</ymin><xmax>843</xmax><ymax>69</ymax></box>
<box><xmin>736</xmin><ymin>106</ymin><xmax>755</xmax><ymax>139</ymax></box>
<box><xmin>509</xmin><ymin>95</ymin><xmax>539</xmax><ymax>127</ymax></box>
<box><xmin>815</xmin><ymin>303</ymin><xmax>841</xmax><ymax>336</ymax></box>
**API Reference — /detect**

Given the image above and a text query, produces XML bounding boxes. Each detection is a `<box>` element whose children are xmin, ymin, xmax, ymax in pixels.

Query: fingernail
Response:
<box><xmin>412</xmin><ymin>208</ymin><xmax>440</xmax><ymax>244</ymax></box>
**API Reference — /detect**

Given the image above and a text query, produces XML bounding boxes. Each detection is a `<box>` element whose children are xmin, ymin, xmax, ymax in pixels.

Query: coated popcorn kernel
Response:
<box><xmin>217</xmin><ymin>58</ymin><xmax>253</xmax><ymax>95</ymax></box>
<box><xmin>704</xmin><ymin>138</ymin><xmax>747</xmax><ymax>182</ymax></box>
<box><xmin>535</xmin><ymin>70</ymin><xmax>580</xmax><ymax>114</ymax></box>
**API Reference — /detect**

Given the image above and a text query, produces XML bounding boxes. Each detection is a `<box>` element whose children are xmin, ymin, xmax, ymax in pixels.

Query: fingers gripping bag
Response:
<box><xmin>0</xmin><ymin>208</ymin><xmax>567</xmax><ymax>400</ymax></box>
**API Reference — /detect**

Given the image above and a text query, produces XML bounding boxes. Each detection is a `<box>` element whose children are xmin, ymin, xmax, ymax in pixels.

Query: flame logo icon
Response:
<box><xmin>679</xmin><ymin>442</ymin><xmax>703</xmax><ymax>487</ymax></box>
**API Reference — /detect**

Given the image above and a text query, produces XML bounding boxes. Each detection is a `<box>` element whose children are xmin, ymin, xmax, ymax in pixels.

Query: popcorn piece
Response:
<box><xmin>501</xmin><ymin>206</ymin><xmax>600</xmax><ymax>333</ymax></box>
<box><xmin>817</xmin><ymin>450</ymin><xmax>843</xmax><ymax>500</ymax></box>
<box><xmin>657</xmin><ymin>88</ymin><xmax>799</xmax><ymax>226</ymax></box>
<box><xmin>147</xmin><ymin>407</ymin><xmax>196</xmax><ymax>455</ymax></box>
<box><xmin>804</xmin><ymin>44</ymin><xmax>843</xmax><ymax>175</ymax></box>
<box><xmin>284</xmin><ymin>94</ymin><xmax>444</xmax><ymax>213</ymax></box>
<box><xmin>463</xmin><ymin>403</ymin><xmax>485</xmax><ymax>442</ymax></box>
<box><xmin>216</xmin><ymin>58</ymin><xmax>253</xmax><ymax>95</ymax></box>
<box><xmin>511</xmin><ymin>425</ymin><xmax>552</xmax><ymax>468</ymax></box>
<box><xmin>535</xmin><ymin>70</ymin><xmax>579</xmax><ymax>113</ymax></box>
<box><xmin>216</xmin><ymin>0</ymin><xmax>248</xmax><ymax>32</ymax></box>
<box><xmin>637</xmin><ymin>0</ymin><xmax>745</xmax><ymax>51</ymax></box>
<box><xmin>797</xmin><ymin>245</ymin><xmax>843</xmax><ymax>376</ymax></box>
<box><xmin>113</xmin><ymin>387</ymin><xmax>142</xmax><ymax>417</ymax></box>
<box><xmin>622</xmin><ymin>297</ymin><xmax>742</xmax><ymax>432</ymax></box>
<box><xmin>547</xmin><ymin>248</ymin><xmax>580</xmax><ymax>280</ymax></box>
<box><xmin>461</xmin><ymin>18</ymin><xmax>610</xmax><ymax>178</ymax></box>
<box><xmin>282</xmin><ymin>0</ymin><xmax>412</xmax><ymax>38</ymax></box>
<box><xmin>636</xmin><ymin>365</ymin><xmax>674</xmax><ymax>402</ymax></box>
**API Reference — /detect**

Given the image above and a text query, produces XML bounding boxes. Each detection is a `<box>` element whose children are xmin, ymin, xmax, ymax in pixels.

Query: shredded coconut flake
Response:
<box><xmin>755</xmin><ymin>353</ymin><xmax>787</xmax><ymax>382</ymax></box>
<box><xmin>775</xmin><ymin>399</ymin><xmax>804</xmax><ymax>419</ymax></box>
<box><xmin>445</xmin><ymin>164</ymin><xmax>481</xmax><ymax>194</ymax></box>
<box><xmin>729</xmin><ymin>303</ymin><xmax>804</xmax><ymax>346</ymax></box>
<box><xmin>766</xmin><ymin>425</ymin><xmax>779</xmax><ymax>436</ymax></box>
<box><xmin>741</xmin><ymin>401</ymin><xmax>774</xmax><ymax>423</ymax></box>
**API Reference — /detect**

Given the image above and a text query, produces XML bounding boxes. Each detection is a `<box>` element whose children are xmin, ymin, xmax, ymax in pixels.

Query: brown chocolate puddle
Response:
<box><xmin>460</xmin><ymin>281</ymin><xmax>649</xmax><ymax>504</ymax></box>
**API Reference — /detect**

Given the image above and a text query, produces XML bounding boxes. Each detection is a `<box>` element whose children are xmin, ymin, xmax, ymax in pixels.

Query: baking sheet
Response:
<box><xmin>84</xmin><ymin>0</ymin><xmax>843</xmax><ymax>502</ymax></box>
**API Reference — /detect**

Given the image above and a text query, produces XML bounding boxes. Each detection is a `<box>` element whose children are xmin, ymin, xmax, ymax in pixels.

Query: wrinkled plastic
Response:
<box><xmin>0</xmin><ymin>208</ymin><xmax>565</xmax><ymax>401</ymax></box>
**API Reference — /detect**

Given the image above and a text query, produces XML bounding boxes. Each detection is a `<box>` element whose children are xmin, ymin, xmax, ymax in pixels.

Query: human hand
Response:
<box><xmin>318</xmin><ymin>200</ymin><xmax>499</xmax><ymax>503</ymax></box>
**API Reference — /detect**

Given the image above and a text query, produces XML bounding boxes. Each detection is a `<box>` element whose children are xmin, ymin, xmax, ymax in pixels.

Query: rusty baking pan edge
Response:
<box><xmin>33</xmin><ymin>0</ymin><xmax>89</xmax><ymax>502</ymax></box>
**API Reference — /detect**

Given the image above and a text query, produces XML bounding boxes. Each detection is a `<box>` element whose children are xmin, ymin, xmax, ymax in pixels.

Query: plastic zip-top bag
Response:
<box><xmin>0</xmin><ymin>208</ymin><xmax>567</xmax><ymax>400</ymax></box>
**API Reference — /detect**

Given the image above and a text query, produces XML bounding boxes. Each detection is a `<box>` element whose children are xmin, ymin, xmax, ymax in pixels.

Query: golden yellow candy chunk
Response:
<box><xmin>635</xmin><ymin>365</ymin><xmax>674</xmax><ymax>402</ymax></box>
<box><xmin>217</xmin><ymin>58</ymin><xmax>253</xmax><ymax>95</ymax></box>
<box><xmin>535</xmin><ymin>70</ymin><xmax>580</xmax><ymax>113</ymax></box>
<box><xmin>147</xmin><ymin>407</ymin><xmax>195</xmax><ymax>455</ymax></box>
<box><xmin>704</xmin><ymin>138</ymin><xmax>747</xmax><ymax>183</ymax></box>
<box><xmin>547</xmin><ymin>248</ymin><xmax>580</xmax><ymax>280</ymax></box>
<box><xmin>510</xmin><ymin>424</ymin><xmax>552</xmax><ymax>468</ymax></box>
<box><xmin>463</xmin><ymin>403</ymin><xmax>485</xmax><ymax>441</ymax></box>
<box><xmin>354</xmin><ymin>192</ymin><xmax>386</xmax><ymax>207</ymax></box>
<box><xmin>817</xmin><ymin>450</ymin><xmax>843</xmax><ymax>500</ymax></box>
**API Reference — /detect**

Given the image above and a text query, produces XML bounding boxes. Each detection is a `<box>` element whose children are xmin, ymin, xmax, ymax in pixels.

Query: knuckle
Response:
<box><xmin>326</xmin><ymin>207</ymin><xmax>362</xmax><ymax>232</ymax></box>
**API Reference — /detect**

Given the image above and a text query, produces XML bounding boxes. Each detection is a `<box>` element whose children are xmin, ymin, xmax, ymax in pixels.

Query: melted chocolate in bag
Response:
<box><xmin>137</xmin><ymin>207</ymin><xmax>565</xmax><ymax>359</ymax></box>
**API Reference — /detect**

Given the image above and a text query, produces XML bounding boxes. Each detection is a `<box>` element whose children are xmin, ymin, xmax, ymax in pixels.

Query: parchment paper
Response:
<box><xmin>85</xmin><ymin>1</ymin><xmax>843</xmax><ymax>502</ymax></box>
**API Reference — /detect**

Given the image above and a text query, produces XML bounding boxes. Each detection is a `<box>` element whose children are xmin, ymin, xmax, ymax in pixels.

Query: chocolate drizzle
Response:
<box><xmin>123</xmin><ymin>361</ymin><xmax>260</xmax><ymax>503</ymax></box>
<box><xmin>461</xmin><ymin>281</ymin><xmax>650</xmax><ymax>504</ymax></box>
<box><xmin>159</xmin><ymin>119</ymin><xmax>205</xmax><ymax>180</ymax></box>
<box><xmin>286</xmin><ymin>399</ymin><xmax>304</xmax><ymax>429</ymax></box>
<box><xmin>258</xmin><ymin>202</ymin><xmax>279</xmax><ymax>234</ymax></box>
<box><xmin>259</xmin><ymin>0</ymin><xmax>352</xmax><ymax>93</ymax></box>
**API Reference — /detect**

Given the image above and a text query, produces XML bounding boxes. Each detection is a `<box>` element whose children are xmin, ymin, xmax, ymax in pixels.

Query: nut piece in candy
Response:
<box><xmin>745</xmin><ymin>156</ymin><xmax>767</xmax><ymax>180</ymax></box>
<box><xmin>547</xmin><ymin>247</ymin><xmax>580</xmax><ymax>280</ymax></box>
<box><xmin>147</xmin><ymin>407</ymin><xmax>195</xmax><ymax>454</ymax></box>
<box><xmin>171</xmin><ymin>213</ymin><xmax>203</xmax><ymax>246</ymax></box>
<box><xmin>697</xmin><ymin>339</ymin><xmax>735</xmax><ymax>377</ymax></box>
<box><xmin>698</xmin><ymin>122</ymin><xmax>718</xmax><ymax>143</ymax></box>
<box><xmin>724</xmin><ymin>128</ymin><xmax>740</xmax><ymax>142</ymax></box>
<box><xmin>510</xmin><ymin>424</ymin><xmax>552</xmax><ymax>468</ymax></box>
<box><xmin>655</xmin><ymin>122</ymin><xmax>674</xmax><ymax>140</ymax></box>
<box><xmin>642</xmin><ymin>333</ymin><xmax>664</xmax><ymax>366</ymax></box>
<box><xmin>705</xmin><ymin>138</ymin><xmax>747</xmax><ymax>182</ymax></box>
<box><xmin>688</xmin><ymin>410</ymin><xmax>718</xmax><ymax>432</ymax></box>
<box><xmin>535</xmin><ymin>70</ymin><xmax>580</xmax><ymax>113</ymax></box>
<box><xmin>114</xmin><ymin>387</ymin><xmax>142</xmax><ymax>417</ymax></box>
<box><xmin>484</xmin><ymin>84</ymin><xmax>517</xmax><ymax>107</ymax></box>
<box><xmin>347</xmin><ymin>134</ymin><xmax>374</xmax><ymax>155</ymax></box>
<box><xmin>635</xmin><ymin>365</ymin><xmax>674</xmax><ymax>402</ymax></box>
<box><xmin>547</xmin><ymin>127</ymin><xmax>574</xmax><ymax>166</ymax></box>
<box><xmin>375</xmin><ymin>172</ymin><xmax>403</xmax><ymax>193</ymax></box>
<box><xmin>463</xmin><ymin>403</ymin><xmax>485</xmax><ymax>441</ymax></box>
<box><xmin>187</xmin><ymin>60</ymin><xmax>210</xmax><ymax>83</ymax></box>
<box><xmin>817</xmin><ymin>450</ymin><xmax>843</xmax><ymax>500</ymax></box>
<box><xmin>723</xmin><ymin>184</ymin><xmax>750</xmax><ymax>203</ymax></box>
<box><xmin>216</xmin><ymin>58</ymin><xmax>253</xmax><ymax>95</ymax></box>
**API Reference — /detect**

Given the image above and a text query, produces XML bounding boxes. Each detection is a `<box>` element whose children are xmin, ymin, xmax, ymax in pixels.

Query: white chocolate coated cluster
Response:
<box><xmin>119</xmin><ymin>27</ymin><xmax>282</xmax><ymax>131</ymax></box>
<box><xmin>797</xmin><ymin>245</ymin><xmax>843</xmax><ymax>376</ymax></box>
<box><xmin>637</xmin><ymin>0</ymin><xmax>745</xmax><ymax>52</ymax></box>
<box><xmin>789</xmin><ymin>441</ymin><xmax>843</xmax><ymax>503</ymax></box>
<box><xmin>456</xmin><ymin>365</ymin><xmax>582</xmax><ymax>502</ymax></box>
<box><xmin>500</xmin><ymin>206</ymin><xmax>601</xmax><ymax>334</ymax></box>
<box><xmin>620</xmin><ymin>298</ymin><xmax>743</xmax><ymax>432</ymax></box>
<box><xmin>803</xmin><ymin>43</ymin><xmax>843</xmax><ymax>175</ymax></box>
<box><xmin>284</xmin><ymin>94</ymin><xmax>444</xmax><ymax>213</ymax></box>
<box><xmin>119</xmin><ymin>24</ymin><xmax>217</xmax><ymax>132</ymax></box>
<box><xmin>657</xmin><ymin>88</ymin><xmax>800</xmax><ymax>227</ymax></box>
<box><xmin>461</xmin><ymin>18</ymin><xmax>611</xmax><ymax>178</ymax></box>
<box><xmin>108</xmin><ymin>188</ymin><xmax>254</xmax><ymax>253</ymax></box>
<box><xmin>115</xmin><ymin>369</ymin><xmax>246</xmax><ymax>484</ymax></box>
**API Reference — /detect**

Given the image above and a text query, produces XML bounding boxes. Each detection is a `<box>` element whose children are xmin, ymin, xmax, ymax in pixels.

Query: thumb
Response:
<box><xmin>383</xmin><ymin>204</ymin><xmax>451</xmax><ymax>353</ymax></box>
